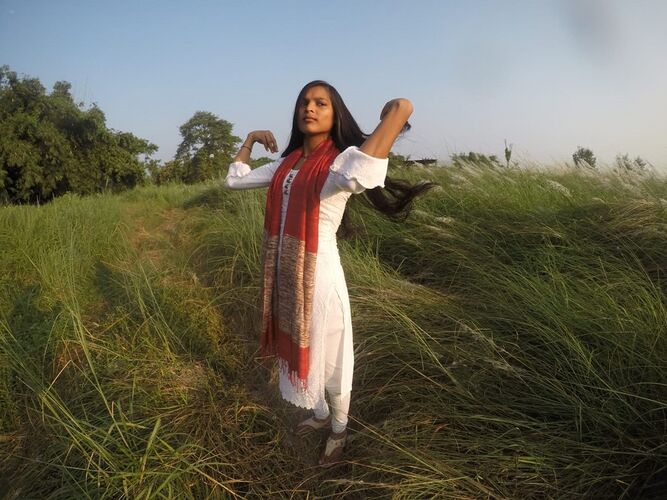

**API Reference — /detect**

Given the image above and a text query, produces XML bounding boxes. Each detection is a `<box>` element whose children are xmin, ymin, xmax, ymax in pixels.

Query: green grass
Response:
<box><xmin>1</xmin><ymin>164</ymin><xmax>665</xmax><ymax>498</ymax></box>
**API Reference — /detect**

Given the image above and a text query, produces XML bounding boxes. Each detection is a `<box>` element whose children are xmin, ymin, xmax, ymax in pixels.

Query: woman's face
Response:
<box><xmin>297</xmin><ymin>85</ymin><xmax>335</xmax><ymax>138</ymax></box>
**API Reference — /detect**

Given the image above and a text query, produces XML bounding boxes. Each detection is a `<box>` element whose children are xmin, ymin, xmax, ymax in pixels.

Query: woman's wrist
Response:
<box><xmin>232</xmin><ymin>134</ymin><xmax>256</xmax><ymax>163</ymax></box>
<box><xmin>241</xmin><ymin>135</ymin><xmax>254</xmax><ymax>152</ymax></box>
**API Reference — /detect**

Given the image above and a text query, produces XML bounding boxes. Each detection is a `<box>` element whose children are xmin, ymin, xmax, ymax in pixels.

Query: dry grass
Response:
<box><xmin>1</xmin><ymin>166</ymin><xmax>666</xmax><ymax>498</ymax></box>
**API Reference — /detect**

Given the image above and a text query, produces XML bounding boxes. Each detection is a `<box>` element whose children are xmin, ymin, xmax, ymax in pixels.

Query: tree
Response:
<box><xmin>0</xmin><ymin>65</ymin><xmax>157</xmax><ymax>204</ymax></box>
<box><xmin>614</xmin><ymin>153</ymin><xmax>648</xmax><ymax>175</ymax></box>
<box><xmin>174</xmin><ymin>111</ymin><xmax>241</xmax><ymax>183</ymax></box>
<box><xmin>451</xmin><ymin>151</ymin><xmax>501</xmax><ymax>168</ymax></box>
<box><xmin>250</xmin><ymin>156</ymin><xmax>274</xmax><ymax>168</ymax></box>
<box><xmin>572</xmin><ymin>146</ymin><xmax>597</xmax><ymax>169</ymax></box>
<box><xmin>149</xmin><ymin>159</ymin><xmax>186</xmax><ymax>186</ymax></box>
<box><xmin>388</xmin><ymin>152</ymin><xmax>410</xmax><ymax>169</ymax></box>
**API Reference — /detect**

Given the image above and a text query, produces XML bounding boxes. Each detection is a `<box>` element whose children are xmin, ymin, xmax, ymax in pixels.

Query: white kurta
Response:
<box><xmin>224</xmin><ymin>146</ymin><xmax>388</xmax><ymax>413</ymax></box>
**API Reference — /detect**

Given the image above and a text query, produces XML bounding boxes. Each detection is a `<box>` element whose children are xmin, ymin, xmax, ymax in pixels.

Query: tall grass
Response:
<box><xmin>1</xmin><ymin>164</ymin><xmax>665</xmax><ymax>498</ymax></box>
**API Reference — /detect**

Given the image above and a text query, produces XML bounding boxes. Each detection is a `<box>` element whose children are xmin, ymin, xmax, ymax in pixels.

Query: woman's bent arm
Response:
<box><xmin>359</xmin><ymin>98</ymin><xmax>413</xmax><ymax>159</ymax></box>
<box><xmin>225</xmin><ymin>130</ymin><xmax>281</xmax><ymax>189</ymax></box>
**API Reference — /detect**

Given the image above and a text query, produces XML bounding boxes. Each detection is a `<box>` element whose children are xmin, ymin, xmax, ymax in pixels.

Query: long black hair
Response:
<box><xmin>283</xmin><ymin>80</ymin><xmax>436</xmax><ymax>235</ymax></box>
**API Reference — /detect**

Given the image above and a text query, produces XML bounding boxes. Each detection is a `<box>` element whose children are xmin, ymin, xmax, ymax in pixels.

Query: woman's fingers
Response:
<box><xmin>269</xmin><ymin>132</ymin><xmax>278</xmax><ymax>153</ymax></box>
<box><xmin>260</xmin><ymin>131</ymin><xmax>270</xmax><ymax>152</ymax></box>
<box><xmin>261</xmin><ymin>131</ymin><xmax>277</xmax><ymax>153</ymax></box>
<box><xmin>248</xmin><ymin>130</ymin><xmax>277</xmax><ymax>153</ymax></box>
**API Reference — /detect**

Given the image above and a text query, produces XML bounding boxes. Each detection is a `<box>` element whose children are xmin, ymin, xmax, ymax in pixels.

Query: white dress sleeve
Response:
<box><xmin>329</xmin><ymin>146</ymin><xmax>389</xmax><ymax>194</ymax></box>
<box><xmin>223</xmin><ymin>158</ymin><xmax>283</xmax><ymax>189</ymax></box>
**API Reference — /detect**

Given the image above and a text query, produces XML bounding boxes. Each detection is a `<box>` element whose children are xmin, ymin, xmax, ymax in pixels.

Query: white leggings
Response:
<box><xmin>315</xmin><ymin>392</ymin><xmax>350</xmax><ymax>434</ymax></box>
<box><xmin>312</xmin><ymin>290</ymin><xmax>351</xmax><ymax>434</ymax></box>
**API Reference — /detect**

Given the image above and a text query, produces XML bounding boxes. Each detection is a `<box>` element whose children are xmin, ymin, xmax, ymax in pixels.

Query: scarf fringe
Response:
<box><xmin>277</xmin><ymin>358</ymin><xmax>317</xmax><ymax>409</ymax></box>
<box><xmin>279</xmin><ymin>358</ymin><xmax>308</xmax><ymax>391</ymax></box>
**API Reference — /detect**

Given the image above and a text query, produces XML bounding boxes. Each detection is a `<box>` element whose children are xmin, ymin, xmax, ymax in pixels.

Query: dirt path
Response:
<box><xmin>119</xmin><ymin>202</ymin><xmax>327</xmax><ymax>468</ymax></box>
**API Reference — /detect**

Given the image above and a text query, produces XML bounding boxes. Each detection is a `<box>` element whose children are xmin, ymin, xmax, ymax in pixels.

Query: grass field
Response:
<box><xmin>1</xmin><ymin>162</ymin><xmax>665</xmax><ymax>498</ymax></box>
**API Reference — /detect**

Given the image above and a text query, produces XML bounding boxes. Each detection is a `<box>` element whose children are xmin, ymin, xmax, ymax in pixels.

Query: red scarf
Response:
<box><xmin>259</xmin><ymin>137</ymin><xmax>340</xmax><ymax>388</ymax></box>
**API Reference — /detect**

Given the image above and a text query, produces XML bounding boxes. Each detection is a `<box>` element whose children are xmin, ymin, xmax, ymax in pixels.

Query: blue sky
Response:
<box><xmin>1</xmin><ymin>0</ymin><xmax>666</xmax><ymax>168</ymax></box>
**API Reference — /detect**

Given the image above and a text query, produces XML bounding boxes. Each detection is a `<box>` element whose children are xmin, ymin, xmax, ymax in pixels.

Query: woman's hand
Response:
<box><xmin>233</xmin><ymin>130</ymin><xmax>278</xmax><ymax>163</ymax></box>
<box><xmin>359</xmin><ymin>98</ymin><xmax>414</xmax><ymax>159</ymax></box>
<box><xmin>380</xmin><ymin>99</ymin><xmax>412</xmax><ymax>133</ymax></box>
<box><xmin>248</xmin><ymin>130</ymin><xmax>279</xmax><ymax>154</ymax></box>
<box><xmin>379</xmin><ymin>98</ymin><xmax>412</xmax><ymax>120</ymax></box>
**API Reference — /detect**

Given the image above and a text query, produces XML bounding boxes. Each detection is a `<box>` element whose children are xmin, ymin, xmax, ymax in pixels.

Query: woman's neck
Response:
<box><xmin>302</xmin><ymin>134</ymin><xmax>329</xmax><ymax>157</ymax></box>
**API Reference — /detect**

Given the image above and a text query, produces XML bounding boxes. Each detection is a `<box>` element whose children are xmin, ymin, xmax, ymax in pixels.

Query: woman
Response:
<box><xmin>224</xmin><ymin>80</ymin><xmax>432</xmax><ymax>466</ymax></box>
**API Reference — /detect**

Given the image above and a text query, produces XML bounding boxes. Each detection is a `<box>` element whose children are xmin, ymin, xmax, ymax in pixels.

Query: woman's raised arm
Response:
<box><xmin>233</xmin><ymin>130</ymin><xmax>279</xmax><ymax>163</ymax></box>
<box><xmin>224</xmin><ymin>130</ymin><xmax>282</xmax><ymax>190</ymax></box>
<box><xmin>359</xmin><ymin>98</ymin><xmax>414</xmax><ymax>159</ymax></box>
